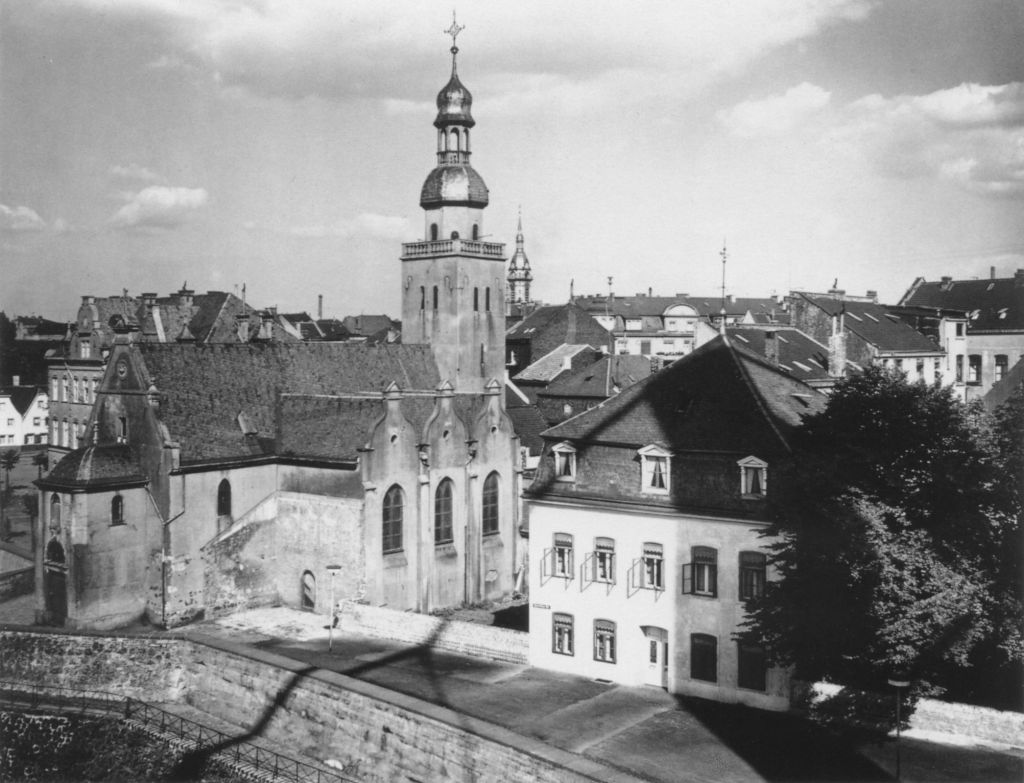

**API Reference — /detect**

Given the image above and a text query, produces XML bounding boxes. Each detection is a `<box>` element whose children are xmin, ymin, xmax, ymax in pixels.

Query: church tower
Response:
<box><xmin>401</xmin><ymin>20</ymin><xmax>506</xmax><ymax>393</ymax></box>
<box><xmin>507</xmin><ymin>210</ymin><xmax>533</xmax><ymax>305</ymax></box>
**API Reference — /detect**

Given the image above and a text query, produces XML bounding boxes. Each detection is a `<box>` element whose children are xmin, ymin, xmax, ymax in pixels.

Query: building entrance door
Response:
<box><xmin>643</xmin><ymin>626</ymin><xmax>669</xmax><ymax>688</ymax></box>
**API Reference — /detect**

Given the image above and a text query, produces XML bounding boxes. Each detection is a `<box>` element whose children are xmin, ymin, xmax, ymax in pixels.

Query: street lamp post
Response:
<box><xmin>325</xmin><ymin>564</ymin><xmax>342</xmax><ymax>652</ymax></box>
<box><xmin>887</xmin><ymin>675</ymin><xmax>910</xmax><ymax>780</ymax></box>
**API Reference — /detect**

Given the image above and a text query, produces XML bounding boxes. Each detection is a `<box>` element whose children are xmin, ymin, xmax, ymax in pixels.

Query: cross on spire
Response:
<box><xmin>444</xmin><ymin>10</ymin><xmax>464</xmax><ymax>53</ymax></box>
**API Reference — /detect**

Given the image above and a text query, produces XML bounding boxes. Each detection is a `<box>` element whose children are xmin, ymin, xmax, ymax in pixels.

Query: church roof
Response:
<box><xmin>542</xmin><ymin>335</ymin><xmax>825</xmax><ymax>455</ymax></box>
<box><xmin>139</xmin><ymin>342</ymin><xmax>440</xmax><ymax>464</ymax></box>
<box><xmin>40</xmin><ymin>444</ymin><xmax>147</xmax><ymax>490</ymax></box>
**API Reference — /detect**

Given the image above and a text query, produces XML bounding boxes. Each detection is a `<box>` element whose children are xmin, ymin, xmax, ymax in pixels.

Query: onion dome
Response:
<box><xmin>435</xmin><ymin>70</ymin><xmax>475</xmax><ymax>128</ymax></box>
<box><xmin>420</xmin><ymin>165</ymin><xmax>489</xmax><ymax>208</ymax></box>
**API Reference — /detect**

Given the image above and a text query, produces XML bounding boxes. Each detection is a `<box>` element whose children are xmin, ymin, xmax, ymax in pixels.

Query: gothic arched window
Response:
<box><xmin>482</xmin><ymin>472</ymin><xmax>499</xmax><ymax>535</ymax></box>
<box><xmin>434</xmin><ymin>478</ymin><xmax>454</xmax><ymax>545</ymax></box>
<box><xmin>472</xmin><ymin>223</ymin><xmax>479</xmax><ymax>240</ymax></box>
<box><xmin>111</xmin><ymin>495</ymin><xmax>124</xmax><ymax>526</ymax></box>
<box><xmin>383</xmin><ymin>485</ymin><xmax>404</xmax><ymax>554</ymax></box>
<box><xmin>217</xmin><ymin>479</ymin><xmax>232</xmax><ymax>523</ymax></box>
<box><xmin>50</xmin><ymin>493</ymin><xmax>61</xmax><ymax>528</ymax></box>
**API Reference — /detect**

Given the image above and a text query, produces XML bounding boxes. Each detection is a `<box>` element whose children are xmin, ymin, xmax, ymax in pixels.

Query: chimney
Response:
<box><xmin>828</xmin><ymin>313</ymin><xmax>847</xmax><ymax>378</ymax></box>
<box><xmin>866</xmin><ymin>290</ymin><xmax>878</xmax><ymax>303</ymax></box>
<box><xmin>991</xmin><ymin>266</ymin><xmax>996</xmax><ymax>280</ymax></box>
<box><xmin>177</xmin><ymin>286</ymin><xmax>195</xmax><ymax>306</ymax></box>
<box><xmin>141</xmin><ymin>292</ymin><xmax>157</xmax><ymax>313</ymax></box>
<box><xmin>764</xmin><ymin>330</ymin><xmax>779</xmax><ymax>366</ymax></box>
<box><xmin>940</xmin><ymin>276</ymin><xmax>953</xmax><ymax>291</ymax></box>
<box><xmin>648</xmin><ymin>287</ymin><xmax>653</xmax><ymax>297</ymax></box>
<box><xmin>82</xmin><ymin>295</ymin><xmax>96</xmax><ymax>305</ymax></box>
<box><xmin>1015</xmin><ymin>269</ymin><xmax>1024</xmax><ymax>288</ymax></box>
<box><xmin>318</xmin><ymin>294</ymin><xmax>323</xmax><ymax>320</ymax></box>
<box><xmin>235</xmin><ymin>313</ymin><xmax>250</xmax><ymax>342</ymax></box>
<box><xmin>12</xmin><ymin>375</ymin><xmax>20</xmax><ymax>387</ymax></box>
<box><xmin>566</xmin><ymin>305</ymin><xmax>578</xmax><ymax>343</ymax></box>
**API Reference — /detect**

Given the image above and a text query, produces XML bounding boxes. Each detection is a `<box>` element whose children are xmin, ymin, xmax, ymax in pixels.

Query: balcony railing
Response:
<box><xmin>402</xmin><ymin>238</ymin><xmax>504</xmax><ymax>259</ymax></box>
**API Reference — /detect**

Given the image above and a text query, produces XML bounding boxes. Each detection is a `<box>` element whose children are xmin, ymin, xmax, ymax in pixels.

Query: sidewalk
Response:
<box><xmin>191</xmin><ymin>608</ymin><xmax>1024</xmax><ymax>783</ymax></box>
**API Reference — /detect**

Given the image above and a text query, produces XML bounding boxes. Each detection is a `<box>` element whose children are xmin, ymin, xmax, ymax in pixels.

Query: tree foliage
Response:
<box><xmin>743</xmin><ymin>367</ymin><xmax>1023</xmax><ymax>704</ymax></box>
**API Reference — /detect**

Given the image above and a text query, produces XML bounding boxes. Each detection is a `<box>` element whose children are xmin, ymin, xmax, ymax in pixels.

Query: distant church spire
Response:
<box><xmin>507</xmin><ymin>207</ymin><xmax>533</xmax><ymax>305</ymax></box>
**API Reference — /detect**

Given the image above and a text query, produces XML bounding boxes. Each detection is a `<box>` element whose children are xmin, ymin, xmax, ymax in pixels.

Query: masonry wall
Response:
<box><xmin>0</xmin><ymin>630</ymin><xmax>614</xmax><ymax>783</ymax></box>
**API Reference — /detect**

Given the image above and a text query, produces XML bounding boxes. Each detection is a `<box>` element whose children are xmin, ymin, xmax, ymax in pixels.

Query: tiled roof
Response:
<box><xmin>513</xmin><ymin>344</ymin><xmax>596</xmax><ymax>383</ymax></box>
<box><xmin>40</xmin><ymin>444</ymin><xmax>147</xmax><ymax>490</ymax></box>
<box><xmin>139</xmin><ymin>342</ymin><xmax>440</xmax><ymax>463</ymax></box>
<box><xmin>506</xmin><ymin>305</ymin><xmax>567</xmax><ymax>339</ymax></box>
<box><xmin>278</xmin><ymin>395</ymin><xmax>386</xmax><ymax>460</ymax></box>
<box><xmin>726</xmin><ymin>327</ymin><xmax>833</xmax><ymax>383</ymax></box>
<box><xmin>505</xmin><ymin>403</ymin><xmax>547</xmax><ymax>455</ymax></box>
<box><xmin>342</xmin><ymin>315</ymin><xmax>397</xmax><ymax>337</ymax></box>
<box><xmin>539</xmin><ymin>354</ymin><xmax>653</xmax><ymax>398</ymax></box>
<box><xmin>542</xmin><ymin>335</ymin><xmax>825</xmax><ymax>454</ymax></box>
<box><xmin>798</xmin><ymin>294</ymin><xmax>941</xmax><ymax>354</ymax></box>
<box><xmin>899</xmin><ymin>275</ymin><xmax>1024</xmax><ymax>332</ymax></box>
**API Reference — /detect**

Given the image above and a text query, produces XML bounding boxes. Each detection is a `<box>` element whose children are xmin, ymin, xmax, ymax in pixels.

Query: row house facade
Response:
<box><xmin>0</xmin><ymin>383</ymin><xmax>48</xmax><ymax>447</ymax></box>
<box><xmin>526</xmin><ymin>335</ymin><xmax>826</xmax><ymax>709</ymax></box>
<box><xmin>899</xmin><ymin>270</ymin><xmax>1024</xmax><ymax>401</ymax></box>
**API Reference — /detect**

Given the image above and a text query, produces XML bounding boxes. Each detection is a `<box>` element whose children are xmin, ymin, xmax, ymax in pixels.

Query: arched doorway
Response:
<box><xmin>301</xmin><ymin>570</ymin><xmax>316</xmax><ymax>611</ymax></box>
<box><xmin>44</xmin><ymin>537</ymin><xmax>67</xmax><ymax>625</ymax></box>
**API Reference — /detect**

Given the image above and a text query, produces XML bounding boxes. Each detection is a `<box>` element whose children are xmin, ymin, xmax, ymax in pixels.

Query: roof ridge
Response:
<box><xmin>725</xmin><ymin>339</ymin><xmax>793</xmax><ymax>454</ymax></box>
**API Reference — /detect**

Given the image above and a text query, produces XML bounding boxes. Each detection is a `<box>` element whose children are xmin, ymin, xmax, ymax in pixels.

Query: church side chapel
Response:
<box><xmin>35</xmin><ymin>26</ymin><xmax>521</xmax><ymax>631</ymax></box>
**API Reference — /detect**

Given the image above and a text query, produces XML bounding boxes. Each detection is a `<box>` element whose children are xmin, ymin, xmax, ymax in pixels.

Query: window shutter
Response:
<box><xmin>682</xmin><ymin>563</ymin><xmax>693</xmax><ymax>594</ymax></box>
<box><xmin>709</xmin><ymin>563</ymin><xmax>718</xmax><ymax>598</ymax></box>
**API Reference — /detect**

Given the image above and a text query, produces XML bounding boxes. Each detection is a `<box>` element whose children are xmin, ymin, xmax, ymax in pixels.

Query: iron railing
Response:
<box><xmin>0</xmin><ymin>681</ymin><xmax>354</xmax><ymax>783</ymax></box>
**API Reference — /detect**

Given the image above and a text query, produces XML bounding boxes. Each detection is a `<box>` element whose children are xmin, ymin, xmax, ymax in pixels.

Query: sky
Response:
<box><xmin>2</xmin><ymin>0</ymin><xmax>1023</xmax><ymax>321</ymax></box>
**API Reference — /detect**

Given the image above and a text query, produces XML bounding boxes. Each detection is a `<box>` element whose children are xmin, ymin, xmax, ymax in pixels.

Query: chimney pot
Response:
<box><xmin>764</xmin><ymin>330</ymin><xmax>779</xmax><ymax>366</ymax></box>
<box><xmin>991</xmin><ymin>266</ymin><xmax>996</xmax><ymax>280</ymax></box>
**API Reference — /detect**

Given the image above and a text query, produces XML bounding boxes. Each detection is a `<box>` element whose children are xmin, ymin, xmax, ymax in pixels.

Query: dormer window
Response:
<box><xmin>639</xmin><ymin>444</ymin><xmax>671</xmax><ymax>494</ymax></box>
<box><xmin>552</xmin><ymin>441</ymin><xmax>577</xmax><ymax>482</ymax></box>
<box><xmin>737</xmin><ymin>456</ymin><xmax>767</xmax><ymax>498</ymax></box>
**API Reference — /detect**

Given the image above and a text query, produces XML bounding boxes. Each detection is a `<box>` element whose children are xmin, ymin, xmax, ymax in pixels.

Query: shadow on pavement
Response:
<box><xmin>491</xmin><ymin>602</ymin><xmax>528</xmax><ymax>631</ymax></box>
<box><xmin>677</xmin><ymin>695</ymin><xmax>893</xmax><ymax>782</ymax></box>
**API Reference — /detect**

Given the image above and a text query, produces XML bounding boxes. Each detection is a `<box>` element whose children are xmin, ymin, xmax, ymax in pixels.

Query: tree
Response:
<box><xmin>742</xmin><ymin>366</ymin><xmax>1023</xmax><ymax>703</ymax></box>
<box><xmin>0</xmin><ymin>448</ymin><xmax>20</xmax><ymax>493</ymax></box>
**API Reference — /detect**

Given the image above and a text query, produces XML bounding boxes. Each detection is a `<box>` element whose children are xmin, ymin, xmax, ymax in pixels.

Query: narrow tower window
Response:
<box><xmin>433</xmin><ymin>286</ymin><xmax>439</xmax><ymax>310</ymax></box>
<box><xmin>430</xmin><ymin>223</ymin><xmax>438</xmax><ymax>240</ymax></box>
<box><xmin>472</xmin><ymin>224</ymin><xmax>479</xmax><ymax>240</ymax></box>
<box><xmin>473</xmin><ymin>288</ymin><xmax>479</xmax><ymax>312</ymax></box>
<box><xmin>485</xmin><ymin>287</ymin><xmax>491</xmax><ymax>311</ymax></box>
<box><xmin>420</xmin><ymin>286</ymin><xmax>426</xmax><ymax>310</ymax></box>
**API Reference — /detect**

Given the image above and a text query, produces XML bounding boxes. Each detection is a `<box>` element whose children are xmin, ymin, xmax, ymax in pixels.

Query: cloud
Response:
<box><xmin>837</xmin><ymin>82</ymin><xmax>1024</xmax><ymax>198</ymax></box>
<box><xmin>717</xmin><ymin>83</ymin><xmax>832</xmax><ymax>137</ymax></box>
<box><xmin>109</xmin><ymin>163</ymin><xmax>162</xmax><ymax>183</ymax></box>
<box><xmin>45</xmin><ymin>1</ymin><xmax>874</xmax><ymax>105</ymax></box>
<box><xmin>0</xmin><ymin>204</ymin><xmax>47</xmax><ymax>232</ymax></box>
<box><xmin>109</xmin><ymin>185</ymin><xmax>209</xmax><ymax>229</ymax></box>
<box><xmin>287</xmin><ymin>212</ymin><xmax>409</xmax><ymax>240</ymax></box>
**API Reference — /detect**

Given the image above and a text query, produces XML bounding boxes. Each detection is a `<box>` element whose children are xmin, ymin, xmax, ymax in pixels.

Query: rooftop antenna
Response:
<box><xmin>719</xmin><ymin>240</ymin><xmax>728</xmax><ymax>335</ymax></box>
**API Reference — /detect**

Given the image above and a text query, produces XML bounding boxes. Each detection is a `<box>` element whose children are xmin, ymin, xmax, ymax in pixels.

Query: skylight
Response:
<box><xmin>793</xmin><ymin>361</ymin><xmax>812</xmax><ymax>372</ymax></box>
<box><xmin>846</xmin><ymin>312</ymin><xmax>863</xmax><ymax>322</ymax></box>
<box><xmin>864</xmin><ymin>312</ymin><xmax>879</xmax><ymax>322</ymax></box>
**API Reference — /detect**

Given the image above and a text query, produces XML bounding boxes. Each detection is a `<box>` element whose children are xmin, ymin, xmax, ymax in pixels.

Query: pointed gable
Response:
<box><xmin>542</xmin><ymin>335</ymin><xmax>825</xmax><ymax>456</ymax></box>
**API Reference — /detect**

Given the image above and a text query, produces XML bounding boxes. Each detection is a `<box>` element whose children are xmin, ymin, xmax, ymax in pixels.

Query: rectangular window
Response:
<box><xmin>737</xmin><ymin>643</ymin><xmax>767</xmax><ymax>691</ymax></box>
<box><xmin>683</xmin><ymin>546</ymin><xmax>718</xmax><ymax>597</ymax></box>
<box><xmin>915</xmin><ymin>358</ymin><xmax>924</xmax><ymax>378</ymax></box>
<box><xmin>33</xmin><ymin>417</ymin><xmax>40</xmax><ymax>426</ymax></box>
<box><xmin>690</xmin><ymin>634</ymin><xmax>717</xmax><ymax>682</ymax></box>
<box><xmin>640</xmin><ymin>542</ymin><xmax>664</xmax><ymax>590</ymax></box>
<box><xmin>955</xmin><ymin>354</ymin><xmax>964</xmax><ymax>383</ymax></box>
<box><xmin>594</xmin><ymin>537</ymin><xmax>615</xmax><ymax>583</ymax></box>
<box><xmin>553</xmin><ymin>446</ymin><xmax>576</xmax><ymax>481</ymax></box>
<box><xmin>995</xmin><ymin>355</ymin><xmax>1008</xmax><ymax>382</ymax></box>
<box><xmin>967</xmin><ymin>354</ymin><xmax>982</xmax><ymax>384</ymax></box>
<box><xmin>553</xmin><ymin>533</ymin><xmax>573</xmax><ymax>578</ymax></box>
<box><xmin>594</xmin><ymin>619</ymin><xmax>616</xmax><ymax>663</ymax></box>
<box><xmin>552</xmin><ymin>613</ymin><xmax>574</xmax><ymax>656</ymax></box>
<box><xmin>5</xmin><ymin>418</ymin><xmax>12</xmax><ymax>427</ymax></box>
<box><xmin>739</xmin><ymin>551</ymin><xmax>766</xmax><ymax>601</ymax></box>
<box><xmin>955</xmin><ymin>323</ymin><xmax>965</xmax><ymax>337</ymax></box>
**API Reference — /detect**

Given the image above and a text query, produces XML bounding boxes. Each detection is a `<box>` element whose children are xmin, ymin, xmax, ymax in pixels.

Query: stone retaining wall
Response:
<box><xmin>0</xmin><ymin>629</ymin><xmax>629</xmax><ymax>783</ymax></box>
<box><xmin>0</xmin><ymin>566</ymin><xmax>33</xmax><ymax>602</ymax></box>
<box><xmin>340</xmin><ymin>602</ymin><xmax>529</xmax><ymax>664</ymax></box>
